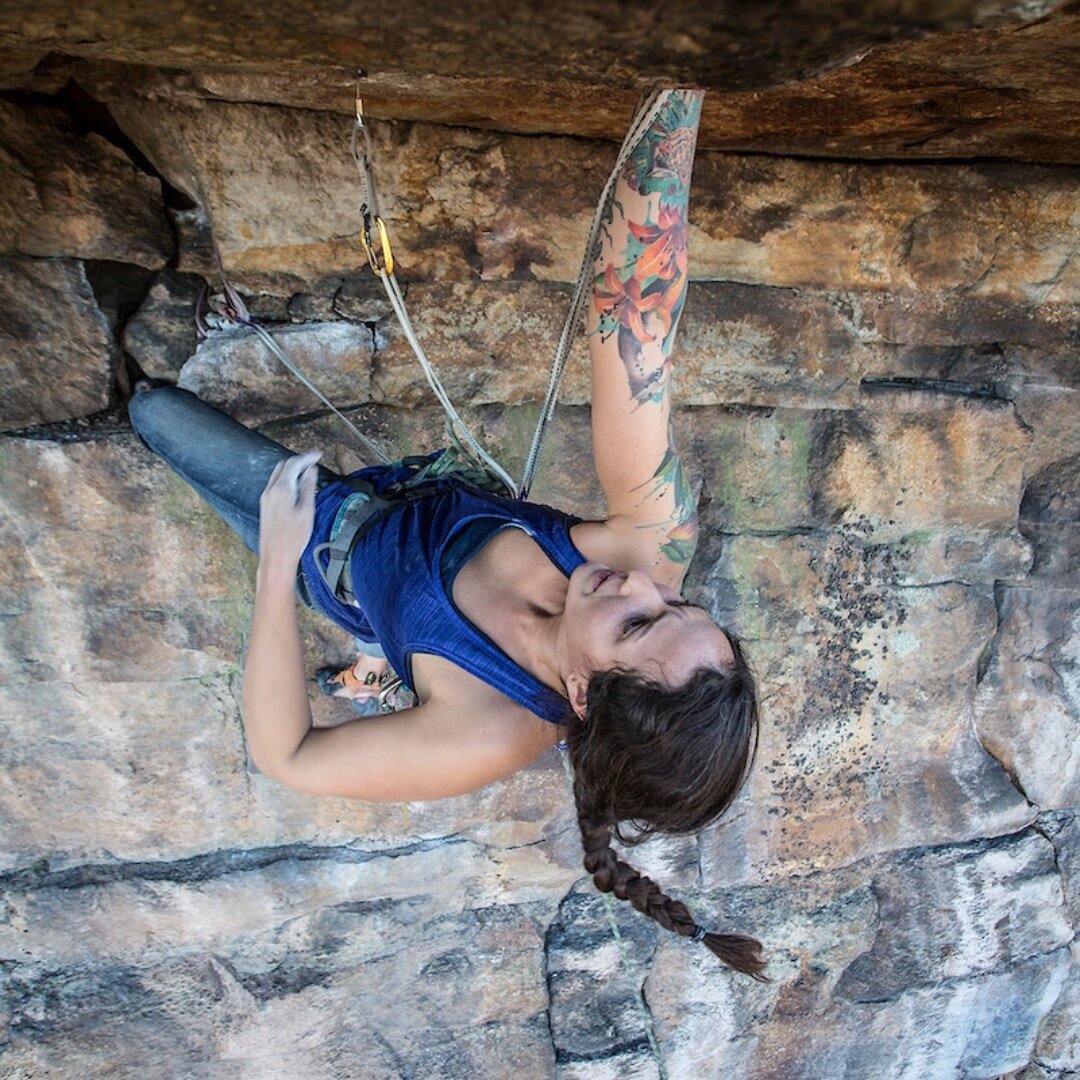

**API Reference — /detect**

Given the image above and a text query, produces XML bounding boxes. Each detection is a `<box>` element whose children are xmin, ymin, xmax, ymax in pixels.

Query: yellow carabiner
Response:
<box><xmin>359</xmin><ymin>215</ymin><xmax>394</xmax><ymax>277</ymax></box>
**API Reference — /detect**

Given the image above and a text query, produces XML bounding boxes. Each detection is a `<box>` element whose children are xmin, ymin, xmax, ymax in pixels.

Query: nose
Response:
<box><xmin>616</xmin><ymin>569</ymin><xmax>662</xmax><ymax>598</ymax></box>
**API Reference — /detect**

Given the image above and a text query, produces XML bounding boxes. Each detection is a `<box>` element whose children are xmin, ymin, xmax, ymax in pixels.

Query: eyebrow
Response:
<box><xmin>634</xmin><ymin>600</ymin><xmax>706</xmax><ymax>638</ymax></box>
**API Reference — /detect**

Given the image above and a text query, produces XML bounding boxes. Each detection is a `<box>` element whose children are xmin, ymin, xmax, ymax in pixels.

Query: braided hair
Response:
<box><xmin>565</xmin><ymin>634</ymin><xmax>767</xmax><ymax>980</ymax></box>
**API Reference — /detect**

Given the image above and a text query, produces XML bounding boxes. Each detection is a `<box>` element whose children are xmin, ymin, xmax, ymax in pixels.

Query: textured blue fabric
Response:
<box><xmin>299</xmin><ymin>458</ymin><xmax>586</xmax><ymax>723</ymax></box>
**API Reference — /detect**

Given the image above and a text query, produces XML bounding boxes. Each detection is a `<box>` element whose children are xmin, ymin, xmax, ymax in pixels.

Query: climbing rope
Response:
<box><xmin>199</xmin><ymin>88</ymin><xmax>674</xmax><ymax>500</ymax></box>
<box><xmin>195</xmin><ymin>258</ymin><xmax>392</xmax><ymax>467</ymax></box>
<box><xmin>350</xmin><ymin>93</ymin><xmax>518</xmax><ymax>496</ymax></box>
<box><xmin>350</xmin><ymin>88</ymin><xmax>674</xmax><ymax>500</ymax></box>
<box><xmin>518</xmin><ymin>89</ymin><xmax>671</xmax><ymax>500</ymax></box>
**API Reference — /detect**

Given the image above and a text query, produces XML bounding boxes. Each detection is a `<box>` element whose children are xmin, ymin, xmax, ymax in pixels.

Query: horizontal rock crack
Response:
<box><xmin>841</xmin><ymin>943</ymin><xmax>1072</xmax><ymax>1005</ymax></box>
<box><xmin>0</xmin><ymin>836</ymin><xmax>473</xmax><ymax>893</ymax></box>
<box><xmin>554</xmin><ymin>1036</ymin><xmax>652</xmax><ymax>1065</ymax></box>
<box><xmin>860</xmin><ymin>376</ymin><xmax>1008</xmax><ymax>401</ymax></box>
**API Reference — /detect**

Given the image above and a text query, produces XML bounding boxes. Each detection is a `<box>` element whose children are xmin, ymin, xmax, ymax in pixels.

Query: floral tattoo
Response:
<box><xmin>632</xmin><ymin>415</ymin><xmax>700</xmax><ymax>565</ymax></box>
<box><xmin>592</xmin><ymin>90</ymin><xmax>703</xmax><ymax>407</ymax></box>
<box><xmin>592</xmin><ymin>90</ymin><xmax>703</xmax><ymax>565</ymax></box>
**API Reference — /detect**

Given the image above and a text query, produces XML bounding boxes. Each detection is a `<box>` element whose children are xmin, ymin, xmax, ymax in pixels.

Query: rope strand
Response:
<box><xmin>518</xmin><ymin>90</ymin><xmax>672</xmax><ymax>499</ymax></box>
<box><xmin>241</xmin><ymin>320</ymin><xmax>391</xmax><ymax>465</ymax></box>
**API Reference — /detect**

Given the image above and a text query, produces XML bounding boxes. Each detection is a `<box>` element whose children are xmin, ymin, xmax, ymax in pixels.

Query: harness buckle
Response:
<box><xmin>360</xmin><ymin>214</ymin><xmax>394</xmax><ymax>277</ymax></box>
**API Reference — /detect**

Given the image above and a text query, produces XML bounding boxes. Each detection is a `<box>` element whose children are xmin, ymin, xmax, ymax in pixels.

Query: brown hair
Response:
<box><xmin>565</xmin><ymin>633</ymin><xmax>767</xmax><ymax>980</ymax></box>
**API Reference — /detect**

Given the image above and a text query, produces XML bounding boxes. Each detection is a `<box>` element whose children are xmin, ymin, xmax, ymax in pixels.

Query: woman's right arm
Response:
<box><xmin>259</xmin><ymin>693</ymin><xmax>557</xmax><ymax>801</ymax></box>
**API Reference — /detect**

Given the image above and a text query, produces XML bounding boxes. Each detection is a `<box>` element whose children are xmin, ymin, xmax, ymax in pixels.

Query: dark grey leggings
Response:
<box><xmin>127</xmin><ymin>385</ymin><xmax>341</xmax><ymax>615</ymax></box>
<box><xmin>127</xmin><ymin>385</ymin><xmax>382</xmax><ymax>660</ymax></box>
<box><xmin>128</xmin><ymin>386</ymin><xmax>340</xmax><ymax>552</ymax></box>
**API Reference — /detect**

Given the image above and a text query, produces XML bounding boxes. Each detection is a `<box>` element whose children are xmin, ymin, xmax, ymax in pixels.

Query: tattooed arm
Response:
<box><xmin>586</xmin><ymin>89</ymin><xmax>703</xmax><ymax>584</ymax></box>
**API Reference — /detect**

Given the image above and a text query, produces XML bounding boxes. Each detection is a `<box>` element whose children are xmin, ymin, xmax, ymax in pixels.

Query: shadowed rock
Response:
<box><xmin>0</xmin><ymin>257</ymin><xmax>117</xmax><ymax>431</ymax></box>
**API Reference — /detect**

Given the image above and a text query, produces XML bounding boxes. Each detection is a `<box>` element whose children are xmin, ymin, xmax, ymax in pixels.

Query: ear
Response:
<box><xmin>565</xmin><ymin>669</ymin><xmax>589</xmax><ymax>721</ymax></box>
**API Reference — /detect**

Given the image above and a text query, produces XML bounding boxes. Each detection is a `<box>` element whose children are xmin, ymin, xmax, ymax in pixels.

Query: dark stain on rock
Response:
<box><xmin>0</xmin><ymin>838</ymin><xmax>472</xmax><ymax>892</ymax></box>
<box><xmin>4</xmin><ymin>962</ymin><xmax>167</xmax><ymax>1037</ymax></box>
<box><xmin>335</xmin><ymin>894</ymin><xmax>430</xmax><ymax>917</ymax></box>
<box><xmin>773</xmin><ymin>524</ymin><xmax>907</xmax><ymax>821</ymax></box>
<box><xmin>889</xmin><ymin>341</ymin><xmax>1012</xmax><ymax>385</ymax></box>
<box><xmin>421</xmin><ymin>948</ymin><xmax>473</xmax><ymax>978</ymax></box>
<box><xmin>860</xmin><ymin>375</ymin><xmax>1006</xmax><ymax>401</ymax></box>
<box><xmin>808</xmin><ymin>411</ymin><xmax>874</xmax><ymax>523</ymax></box>
<box><xmin>235</xmin><ymin>961</ymin><xmax>334</xmax><ymax>1001</ymax></box>
<box><xmin>738</xmin><ymin>202</ymin><xmax>796</xmax><ymax>243</ymax></box>
<box><xmin>544</xmin><ymin>884</ymin><xmax>658</xmax><ymax>1065</ymax></box>
<box><xmin>834</xmin><ymin>829</ymin><xmax>1063</xmax><ymax>1004</ymax></box>
<box><xmin>1019</xmin><ymin>451</ymin><xmax>1080</xmax><ymax>579</ymax></box>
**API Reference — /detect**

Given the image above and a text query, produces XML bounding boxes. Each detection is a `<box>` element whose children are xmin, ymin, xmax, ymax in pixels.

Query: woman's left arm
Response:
<box><xmin>586</xmin><ymin>89</ymin><xmax>704</xmax><ymax>577</ymax></box>
<box><xmin>241</xmin><ymin>452</ymin><xmax>321</xmax><ymax>774</ymax></box>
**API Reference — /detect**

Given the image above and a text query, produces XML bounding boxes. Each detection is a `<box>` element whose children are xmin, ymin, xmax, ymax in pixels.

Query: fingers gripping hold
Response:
<box><xmin>267</xmin><ymin>451</ymin><xmax>321</xmax><ymax>505</ymax></box>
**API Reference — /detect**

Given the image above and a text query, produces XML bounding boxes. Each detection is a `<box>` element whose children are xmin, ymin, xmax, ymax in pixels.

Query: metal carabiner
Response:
<box><xmin>354</xmin><ymin>91</ymin><xmax>394</xmax><ymax>276</ymax></box>
<box><xmin>359</xmin><ymin>215</ymin><xmax>394</xmax><ymax>277</ymax></box>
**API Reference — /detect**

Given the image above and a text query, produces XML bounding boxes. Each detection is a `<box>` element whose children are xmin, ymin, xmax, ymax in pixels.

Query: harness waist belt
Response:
<box><xmin>311</xmin><ymin>479</ymin><xmax>391</xmax><ymax>607</ymax></box>
<box><xmin>312</xmin><ymin>449</ymin><xmax>515</xmax><ymax>607</ymax></box>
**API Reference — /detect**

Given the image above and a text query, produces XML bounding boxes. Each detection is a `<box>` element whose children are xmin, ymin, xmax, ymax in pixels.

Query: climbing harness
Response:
<box><xmin>309</xmin><ymin>405</ymin><xmax>514</xmax><ymax>597</ymax></box>
<box><xmin>309</xmin><ymin>437</ymin><xmax>512</xmax><ymax>610</ymax></box>
<box><xmin>303</xmin><ymin>431</ymin><xmax>517</xmax><ymax>714</ymax></box>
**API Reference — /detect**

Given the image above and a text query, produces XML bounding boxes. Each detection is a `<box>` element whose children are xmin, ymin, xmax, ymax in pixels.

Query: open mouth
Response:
<box><xmin>590</xmin><ymin>568</ymin><xmax>617</xmax><ymax>593</ymax></box>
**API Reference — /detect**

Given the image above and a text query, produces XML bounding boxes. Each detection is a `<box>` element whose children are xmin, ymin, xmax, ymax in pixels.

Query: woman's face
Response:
<box><xmin>560</xmin><ymin>562</ymin><xmax>735</xmax><ymax>717</ymax></box>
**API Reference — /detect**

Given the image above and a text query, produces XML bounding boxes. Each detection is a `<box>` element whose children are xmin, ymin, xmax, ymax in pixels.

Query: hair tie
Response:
<box><xmin>691</xmin><ymin>926</ymin><xmax>708</xmax><ymax>944</ymax></box>
<box><xmin>555</xmin><ymin>740</ymin><xmax>569</xmax><ymax>751</ymax></box>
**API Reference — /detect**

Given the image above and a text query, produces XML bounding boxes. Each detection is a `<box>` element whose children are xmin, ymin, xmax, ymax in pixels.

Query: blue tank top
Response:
<box><xmin>299</xmin><ymin>459</ymin><xmax>586</xmax><ymax>723</ymax></box>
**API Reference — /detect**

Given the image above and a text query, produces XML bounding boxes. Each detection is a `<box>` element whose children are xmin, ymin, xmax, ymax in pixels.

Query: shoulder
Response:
<box><xmin>411</xmin><ymin>652</ymin><xmax>564</xmax><ymax>753</ymax></box>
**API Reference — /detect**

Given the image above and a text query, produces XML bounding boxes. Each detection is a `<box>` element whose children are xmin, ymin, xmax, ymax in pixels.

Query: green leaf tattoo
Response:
<box><xmin>632</xmin><ymin>416</ymin><xmax>700</xmax><ymax>566</ymax></box>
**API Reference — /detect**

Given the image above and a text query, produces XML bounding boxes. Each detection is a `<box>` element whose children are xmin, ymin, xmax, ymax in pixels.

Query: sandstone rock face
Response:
<box><xmin>1</xmin><ymin>1</ymin><xmax>1077</xmax><ymax>162</ymax></box>
<box><xmin>178</xmin><ymin>320</ymin><xmax>376</xmax><ymax>425</ymax></box>
<box><xmin>1</xmin><ymin>6</ymin><xmax>1078</xmax><ymax>1077</ymax></box>
<box><xmin>121</xmin><ymin>269</ymin><xmax>205</xmax><ymax>381</ymax></box>
<box><xmin>97</xmin><ymin>97</ymin><xmax>1080</xmax><ymax>298</ymax></box>
<box><xmin>0</xmin><ymin>257</ymin><xmax>117</xmax><ymax>432</ymax></box>
<box><xmin>0</xmin><ymin>99</ymin><xmax>171</xmax><ymax>268</ymax></box>
<box><xmin>975</xmin><ymin>451</ymin><xmax>1080</xmax><ymax>812</ymax></box>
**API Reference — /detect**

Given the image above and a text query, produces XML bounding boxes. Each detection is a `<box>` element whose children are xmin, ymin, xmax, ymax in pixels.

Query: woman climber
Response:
<box><xmin>128</xmin><ymin>89</ymin><xmax>766</xmax><ymax>980</ymax></box>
